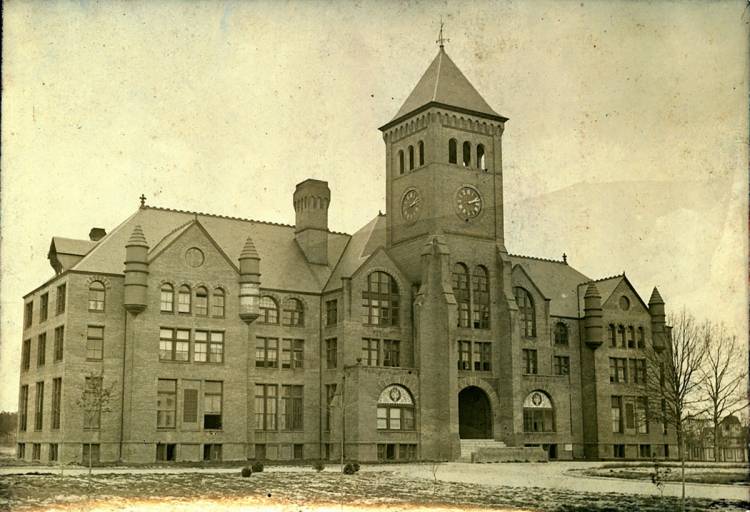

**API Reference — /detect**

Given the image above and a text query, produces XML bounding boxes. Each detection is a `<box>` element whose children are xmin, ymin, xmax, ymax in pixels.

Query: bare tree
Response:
<box><xmin>644</xmin><ymin>308</ymin><xmax>706</xmax><ymax>511</ymax></box>
<box><xmin>699</xmin><ymin>322</ymin><xmax>748</xmax><ymax>461</ymax></box>
<box><xmin>76</xmin><ymin>372</ymin><xmax>116</xmax><ymax>475</ymax></box>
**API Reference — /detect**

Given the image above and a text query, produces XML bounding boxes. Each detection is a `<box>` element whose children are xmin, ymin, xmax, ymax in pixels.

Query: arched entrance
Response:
<box><xmin>458</xmin><ymin>386</ymin><xmax>492</xmax><ymax>439</ymax></box>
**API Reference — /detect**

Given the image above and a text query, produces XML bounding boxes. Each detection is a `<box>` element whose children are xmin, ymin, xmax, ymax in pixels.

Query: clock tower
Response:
<box><xmin>379</xmin><ymin>44</ymin><xmax>509</xmax><ymax>278</ymax></box>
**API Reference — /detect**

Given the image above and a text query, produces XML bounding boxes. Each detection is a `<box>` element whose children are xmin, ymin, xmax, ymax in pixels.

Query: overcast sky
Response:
<box><xmin>2</xmin><ymin>1</ymin><xmax>747</xmax><ymax>412</ymax></box>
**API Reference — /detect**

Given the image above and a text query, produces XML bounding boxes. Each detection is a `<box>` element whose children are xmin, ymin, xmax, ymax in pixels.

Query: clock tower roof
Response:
<box><xmin>381</xmin><ymin>48</ymin><xmax>507</xmax><ymax>131</ymax></box>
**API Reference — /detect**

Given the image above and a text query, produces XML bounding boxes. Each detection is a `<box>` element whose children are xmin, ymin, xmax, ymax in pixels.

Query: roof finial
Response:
<box><xmin>436</xmin><ymin>17</ymin><xmax>450</xmax><ymax>49</ymax></box>
<box><xmin>562</xmin><ymin>252</ymin><xmax>567</xmax><ymax>264</ymax></box>
<box><xmin>139</xmin><ymin>193</ymin><xmax>147</xmax><ymax>208</ymax></box>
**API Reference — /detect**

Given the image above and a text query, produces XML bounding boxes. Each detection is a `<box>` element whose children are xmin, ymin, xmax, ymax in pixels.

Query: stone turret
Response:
<box><xmin>649</xmin><ymin>287</ymin><xmax>666</xmax><ymax>351</ymax></box>
<box><xmin>583</xmin><ymin>282</ymin><xmax>603</xmax><ymax>348</ymax></box>
<box><xmin>123</xmin><ymin>225</ymin><xmax>149</xmax><ymax>314</ymax></box>
<box><xmin>293</xmin><ymin>179</ymin><xmax>330</xmax><ymax>265</ymax></box>
<box><xmin>238</xmin><ymin>235</ymin><xmax>261</xmax><ymax>323</ymax></box>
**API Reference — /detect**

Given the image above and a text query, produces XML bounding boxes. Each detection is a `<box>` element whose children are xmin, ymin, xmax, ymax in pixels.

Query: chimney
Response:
<box><xmin>89</xmin><ymin>228</ymin><xmax>106</xmax><ymax>241</ymax></box>
<box><xmin>293</xmin><ymin>179</ymin><xmax>330</xmax><ymax>265</ymax></box>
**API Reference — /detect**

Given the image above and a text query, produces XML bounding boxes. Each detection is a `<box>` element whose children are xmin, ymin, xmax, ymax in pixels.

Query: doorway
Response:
<box><xmin>458</xmin><ymin>386</ymin><xmax>492</xmax><ymax>438</ymax></box>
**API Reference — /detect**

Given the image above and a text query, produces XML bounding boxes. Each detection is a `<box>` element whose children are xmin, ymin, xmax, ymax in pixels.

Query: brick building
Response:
<box><xmin>16</xmin><ymin>46</ymin><xmax>677</xmax><ymax>464</ymax></box>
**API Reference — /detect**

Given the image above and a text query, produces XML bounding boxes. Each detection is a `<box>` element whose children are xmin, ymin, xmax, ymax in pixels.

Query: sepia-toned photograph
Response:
<box><xmin>1</xmin><ymin>1</ymin><xmax>748</xmax><ymax>511</ymax></box>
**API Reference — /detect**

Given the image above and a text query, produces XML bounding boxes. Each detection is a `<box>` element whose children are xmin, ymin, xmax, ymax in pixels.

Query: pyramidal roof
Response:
<box><xmin>381</xmin><ymin>48</ymin><xmax>506</xmax><ymax>130</ymax></box>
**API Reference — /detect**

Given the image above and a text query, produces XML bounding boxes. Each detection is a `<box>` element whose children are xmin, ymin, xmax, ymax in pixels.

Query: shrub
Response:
<box><xmin>352</xmin><ymin>463</ymin><xmax>360</xmax><ymax>472</ymax></box>
<box><xmin>251</xmin><ymin>461</ymin><xmax>264</xmax><ymax>473</ymax></box>
<box><xmin>240</xmin><ymin>466</ymin><xmax>252</xmax><ymax>478</ymax></box>
<box><xmin>312</xmin><ymin>460</ymin><xmax>325</xmax><ymax>472</ymax></box>
<box><xmin>343</xmin><ymin>462</ymin><xmax>360</xmax><ymax>475</ymax></box>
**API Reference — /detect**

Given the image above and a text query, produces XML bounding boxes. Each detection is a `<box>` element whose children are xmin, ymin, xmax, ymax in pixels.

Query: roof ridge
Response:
<box><xmin>144</xmin><ymin>205</ymin><xmax>350</xmax><ymax>236</ymax></box>
<box><xmin>508</xmin><ymin>253</ymin><xmax>567</xmax><ymax>264</ymax></box>
<box><xmin>591</xmin><ymin>273</ymin><xmax>625</xmax><ymax>283</ymax></box>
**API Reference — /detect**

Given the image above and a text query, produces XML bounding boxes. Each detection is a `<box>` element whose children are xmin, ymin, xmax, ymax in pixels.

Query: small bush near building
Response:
<box><xmin>313</xmin><ymin>461</ymin><xmax>325</xmax><ymax>472</ymax></box>
<box><xmin>343</xmin><ymin>463</ymin><xmax>359</xmax><ymax>475</ymax></box>
<box><xmin>240</xmin><ymin>467</ymin><xmax>252</xmax><ymax>478</ymax></box>
<box><xmin>251</xmin><ymin>461</ymin><xmax>264</xmax><ymax>473</ymax></box>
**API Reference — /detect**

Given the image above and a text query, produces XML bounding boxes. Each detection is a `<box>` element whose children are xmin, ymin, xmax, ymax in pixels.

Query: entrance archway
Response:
<box><xmin>458</xmin><ymin>386</ymin><xmax>492</xmax><ymax>439</ymax></box>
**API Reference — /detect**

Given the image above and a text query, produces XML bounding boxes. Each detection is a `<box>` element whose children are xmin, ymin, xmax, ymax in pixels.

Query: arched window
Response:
<box><xmin>472</xmin><ymin>266</ymin><xmax>489</xmax><ymax>329</ymax></box>
<box><xmin>195</xmin><ymin>286</ymin><xmax>208</xmax><ymax>316</ymax></box>
<box><xmin>88</xmin><ymin>281</ymin><xmax>105</xmax><ymax>312</ymax></box>
<box><xmin>398</xmin><ymin>150</ymin><xmax>404</xmax><ymax>175</ymax></box>
<box><xmin>376</xmin><ymin>385</ymin><xmax>415</xmax><ymax>431</ymax></box>
<box><xmin>462</xmin><ymin>141</ymin><xmax>471</xmax><ymax>166</ymax></box>
<box><xmin>523</xmin><ymin>391</ymin><xmax>555</xmax><ymax>432</ymax></box>
<box><xmin>212</xmin><ymin>288</ymin><xmax>225</xmax><ymax>317</ymax></box>
<box><xmin>408</xmin><ymin>145</ymin><xmax>414</xmax><ymax>171</ymax></box>
<box><xmin>418</xmin><ymin>140</ymin><xmax>424</xmax><ymax>166</ymax></box>
<box><xmin>608</xmin><ymin>324</ymin><xmax>616</xmax><ymax>347</ymax></box>
<box><xmin>477</xmin><ymin>144</ymin><xmax>486</xmax><ymax>170</ymax></box>
<box><xmin>160</xmin><ymin>284</ymin><xmax>174</xmax><ymax>312</ymax></box>
<box><xmin>448</xmin><ymin>138</ymin><xmax>458</xmax><ymax>164</ymax></box>
<box><xmin>554</xmin><ymin>322</ymin><xmax>568</xmax><ymax>345</ymax></box>
<box><xmin>637</xmin><ymin>327</ymin><xmax>645</xmax><ymax>348</ymax></box>
<box><xmin>618</xmin><ymin>325</ymin><xmax>626</xmax><ymax>348</ymax></box>
<box><xmin>514</xmin><ymin>287</ymin><xmax>536</xmax><ymax>337</ymax></box>
<box><xmin>627</xmin><ymin>326</ymin><xmax>636</xmax><ymax>348</ymax></box>
<box><xmin>362</xmin><ymin>271</ymin><xmax>400</xmax><ymax>326</ymax></box>
<box><xmin>282</xmin><ymin>298</ymin><xmax>304</xmax><ymax>326</ymax></box>
<box><xmin>452</xmin><ymin>263</ymin><xmax>470</xmax><ymax>328</ymax></box>
<box><xmin>259</xmin><ymin>296</ymin><xmax>279</xmax><ymax>324</ymax></box>
<box><xmin>178</xmin><ymin>285</ymin><xmax>191</xmax><ymax>314</ymax></box>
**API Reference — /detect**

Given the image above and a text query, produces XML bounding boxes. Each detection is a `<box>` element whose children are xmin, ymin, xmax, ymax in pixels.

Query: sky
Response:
<box><xmin>1</xmin><ymin>0</ymin><xmax>748</xmax><ymax>412</ymax></box>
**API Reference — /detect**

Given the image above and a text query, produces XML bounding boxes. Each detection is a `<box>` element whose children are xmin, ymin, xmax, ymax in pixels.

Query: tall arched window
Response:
<box><xmin>418</xmin><ymin>140</ymin><xmax>424</xmax><ymax>166</ymax></box>
<box><xmin>259</xmin><ymin>296</ymin><xmax>279</xmax><ymax>324</ymax></box>
<box><xmin>627</xmin><ymin>326</ymin><xmax>636</xmax><ymax>348</ymax></box>
<box><xmin>618</xmin><ymin>325</ymin><xmax>626</xmax><ymax>348</ymax></box>
<box><xmin>608</xmin><ymin>324</ymin><xmax>616</xmax><ymax>347</ymax></box>
<box><xmin>472</xmin><ymin>266</ymin><xmax>489</xmax><ymax>329</ymax></box>
<box><xmin>195</xmin><ymin>286</ymin><xmax>208</xmax><ymax>316</ymax></box>
<box><xmin>452</xmin><ymin>263</ymin><xmax>470</xmax><ymax>328</ymax></box>
<box><xmin>88</xmin><ymin>281</ymin><xmax>105</xmax><ymax>311</ymax></box>
<box><xmin>212</xmin><ymin>288</ymin><xmax>225</xmax><ymax>317</ymax></box>
<box><xmin>448</xmin><ymin>138</ymin><xmax>458</xmax><ymax>164</ymax></box>
<box><xmin>178</xmin><ymin>285</ymin><xmax>191</xmax><ymax>314</ymax></box>
<box><xmin>362</xmin><ymin>271</ymin><xmax>400</xmax><ymax>326</ymax></box>
<box><xmin>514</xmin><ymin>287</ymin><xmax>535</xmax><ymax>337</ymax></box>
<box><xmin>523</xmin><ymin>391</ymin><xmax>555</xmax><ymax>432</ymax></box>
<box><xmin>462</xmin><ymin>141</ymin><xmax>471</xmax><ymax>166</ymax></box>
<box><xmin>476</xmin><ymin>144</ymin><xmax>486</xmax><ymax>170</ymax></box>
<box><xmin>376</xmin><ymin>385</ymin><xmax>415</xmax><ymax>431</ymax></box>
<box><xmin>554</xmin><ymin>322</ymin><xmax>568</xmax><ymax>345</ymax></box>
<box><xmin>398</xmin><ymin>150</ymin><xmax>404</xmax><ymax>175</ymax></box>
<box><xmin>408</xmin><ymin>145</ymin><xmax>414</xmax><ymax>170</ymax></box>
<box><xmin>160</xmin><ymin>284</ymin><xmax>174</xmax><ymax>312</ymax></box>
<box><xmin>282</xmin><ymin>298</ymin><xmax>304</xmax><ymax>326</ymax></box>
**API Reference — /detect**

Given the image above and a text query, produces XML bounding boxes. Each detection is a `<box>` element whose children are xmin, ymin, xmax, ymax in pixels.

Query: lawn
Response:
<box><xmin>1</xmin><ymin>469</ymin><xmax>748</xmax><ymax>512</ymax></box>
<box><xmin>576</xmin><ymin>463</ymin><xmax>750</xmax><ymax>485</ymax></box>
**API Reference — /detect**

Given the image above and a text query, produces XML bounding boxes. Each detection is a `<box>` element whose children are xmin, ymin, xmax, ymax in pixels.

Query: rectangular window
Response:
<box><xmin>637</xmin><ymin>327</ymin><xmax>645</xmax><ymax>349</ymax></box>
<box><xmin>24</xmin><ymin>301</ymin><xmax>33</xmax><ymax>328</ymax></box>
<box><xmin>176</xmin><ymin>329</ymin><xmax>190</xmax><ymax>361</ymax></box>
<box><xmin>194</xmin><ymin>330</ymin><xmax>208</xmax><ymax>362</ymax></box>
<box><xmin>474</xmin><ymin>342</ymin><xmax>491</xmax><ymax>371</ymax></box>
<box><xmin>83</xmin><ymin>377</ymin><xmax>103</xmax><ymax>429</ymax></box>
<box><xmin>362</xmin><ymin>338</ymin><xmax>379</xmax><ymax>366</ymax></box>
<box><xmin>157</xmin><ymin>379</ymin><xmax>177</xmax><ymax>429</ymax></box>
<box><xmin>209</xmin><ymin>331</ymin><xmax>224</xmax><ymax>363</ymax></box>
<box><xmin>86</xmin><ymin>325</ymin><xmax>104</xmax><ymax>360</ymax></box>
<box><xmin>625</xmin><ymin>397</ymin><xmax>635</xmax><ymax>430</ymax></box>
<box><xmin>325</xmin><ymin>299</ymin><xmax>338</xmax><ymax>326</ymax></box>
<box><xmin>32</xmin><ymin>443</ymin><xmax>41</xmax><ymax>460</ymax></box>
<box><xmin>56</xmin><ymin>284</ymin><xmax>66</xmax><ymax>315</ymax></box>
<box><xmin>457</xmin><ymin>340</ymin><xmax>471</xmax><ymax>370</ymax></box>
<box><xmin>21</xmin><ymin>339</ymin><xmax>31</xmax><ymax>370</ymax></box>
<box><xmin>37</xmin><ymin>333</ymin><xmax>46</xmax><ymax>367</ymax></box>
<box><xmin>280</xmin><ymin>385</ymin><xmax>303</xmax><ymax>431</ymax></box>
<box><xmin>52</xmin><ymin>378</ymin><xmax>62</xmax><ymax>430</ymax></box>
<box><xmin>204</xmin><ymin>381</ymin><xmax>223</xmax><ymax>430</ymax></box>
<box><xmin>627</xmin><ymin>327</ymin><xmax>635</xmax><ymax>348</ymax></box>
<box><xmin>281</xmin><ymin>339</ymin><xmax>304</xmax><ymax>369</ymax></box>
<box><xmin>159</xmin><ymin>328</ymin><xmax>189</xmax><ymax>362</ymax></box>
<box><xmin>613</xmin><ymin>444</ymin><xmax>625</xmax><ymax>458</ymax></box>
<box><xmin>195</xmin><ymin>291</ymin><xmax>208</xmax><ymax>316</ymax></box>
<box><xmin>523</xmin><ymin>349</ymin><xmax>538</xmax><ymax>375</ymax></box>
<box><xmin>17</xmin><ymin>443</ymin><xmax>25</xmax><ymax>460</ymax></box>
<box><xmin>611</xmin><ymin>396</ymin><xmax>622</xmax><ymax>433</ymax></box>
<box><xmin>82</xmin><ymin>443</ymin><xmax>100</xmax><ymax>464</ymax></box>
<box><xmin>19</xmin><ymin>385</ymin><xmax>28</xmax><ymax>431</ymax></box>
<box><xmin>203</xmin><ymin>444</ymin><xmax>222</xmax><ymax>461</ymax></box>
<box><xmin>325</xmin><ymin>338</ymin><xmax>337</xmax><ymax>369</ymax></box>
<box><xmin>661</xmin><ymin>399</ymin><xmax>668</xmax><ymax>434</ymax></box>
<box><xmin>609</xmin><ymin>358</ymin><xmax>627</xmax><ymax>383</ymax></box>
<box><xmin>383</xmin><ymin>339</ymin><xmax>400</xmax><ymax>367</ymax></box>
<box><xmin>54</xmin><ymin>326</ymin><xmax>64</xmax><ymax>361</ymax></box>
<box><xmin>183</xmin><ymin>388</ymin><xmax>198</xmax><ymax>424</ymax></box>
<box><xmin>637</xmin><ymin>396</ymin><xmax>649</xmax><ymax>434</ymax></box>
<box><xmin>34</xmin><ymin>381</ymin><xmax>44</xmax><ymax>431</ymax></box>
<box><xmin>639</xmin><ymin>444</ymin><xmax>651</xmax><ymax>458</ymax></box>
<box><xmin>608</xmin><ymin>324</ymin><xmax>616</xmax><ymax>347</ymax></box>
<box><xmin>293</xmin><ymin>444</ymin><xmax>303</xmax><ymax>460</ymax></box>
<box><xmin>49</xmin><ymin>443</ymin><xmax>58</xmax><ymax>462</ymax></box>
<box><xmin>40</xmin><ymin>293</ymin><xmax>49</xmax><ymax>322</ymax></box>
<box><xmin>554</xmin><ymin>355</ymin><xmax>570</xmax><ymax>376</ymax></box>
<box><xmin>255</xmin><ymin>384</ymin><xmax>277</xmax><ymax>431</ymax></box>
<box><xmin>255</xmin><ymin>337</ymin><xmax>279</xmax><ymax>368</ymax></box>
<box><xmin>212</xmin><ymin>291</ymin><xmax>225</xmax><ymax>317</ymax></box>
<box><xmin>630</xmin><ymin>359</ymin><xmax>646</xmax><ymax>384</ymax></box>
<box><xmin>325</xmin><ymin>384</ymin><xmax>337</xmax><ymax>431</ymax></box>
<box><xmin>156</xmin><ymin>443</ymin><xmax>176</xmax><ymax>462</ymax></box>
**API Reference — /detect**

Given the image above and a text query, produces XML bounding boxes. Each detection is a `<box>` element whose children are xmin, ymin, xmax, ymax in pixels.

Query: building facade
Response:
<box><xmin>17</xmin><ymin>47</ymin><xmax>677</xmax><ymax>464</ymax></box>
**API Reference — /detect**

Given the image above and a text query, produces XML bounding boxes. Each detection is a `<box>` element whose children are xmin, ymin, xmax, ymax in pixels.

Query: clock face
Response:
<box><xmin>400</xmin><ymin>188</ymin><xmax>422</xmax><ymax>223</ymax></box>
<box><xmin>455</xmin><ymin>186</ymin><xmax>482</xmax><ymax>221</ymax></box>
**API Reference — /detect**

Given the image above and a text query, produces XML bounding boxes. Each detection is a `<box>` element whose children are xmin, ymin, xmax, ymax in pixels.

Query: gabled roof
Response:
<box><xmin>324</xmin><ymin>214</ymin><xmax>386</xmax><ymax>292</ymax></box>
<box><xmin>381</xmin><ymin>48</ymin><xmax>506</xmax><ymax>130</ymax></box>
<box><xmin>49</xmin><ymin>237</ymin><xmax>97</xmax><ymax>256</ymax></box>
<box><xmin>69</xmin><ymin>206</ymin><xmax>350</xmax><ymax>294</ymax></box>
<box><xmin>576</xmin><ymin>274</ymin><xmax>650</xmax><ymax>314</ymax></box>
<box><xmin>509</xmin><ymin>254</ymin><xmax>591</xmax><ymax>317</ymax></box>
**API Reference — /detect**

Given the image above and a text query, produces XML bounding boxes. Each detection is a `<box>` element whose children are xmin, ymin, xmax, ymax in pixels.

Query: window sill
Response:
<box><xmin>377</xmin><ymin>429</ymin><xmax>417</xmax><ymax>433</ymax></box>
<box><xmin>87</xmin><ymin>310</ymin><xmax>105</xmax><ymax>314</ymax></box>
<box><xmin>159</xmin><ymin>359</ymin><xmax>191</xmax><ymax>363</ymax></box>
<box><xmin>85</xmin><ymin>359</ymin><xmax>103</xmax><ymax>362</ymax></box>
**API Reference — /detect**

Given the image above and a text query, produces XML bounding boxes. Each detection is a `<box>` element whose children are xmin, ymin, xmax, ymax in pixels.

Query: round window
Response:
<box><xmin>185</xmin><ymin>247</ymin><xmax>205</xmax><ymax>268</ymax></box>
<box><xmin>619</xmin><ymin>296</ymin><xmax>630</xmax><ymax>311</ymax></box>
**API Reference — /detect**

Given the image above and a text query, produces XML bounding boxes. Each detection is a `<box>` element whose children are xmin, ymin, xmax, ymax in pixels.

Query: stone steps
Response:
<box><xmin>459</xmin><ymin>439</ymin><xmax>507</xmax><ymax>462</ymax></box>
